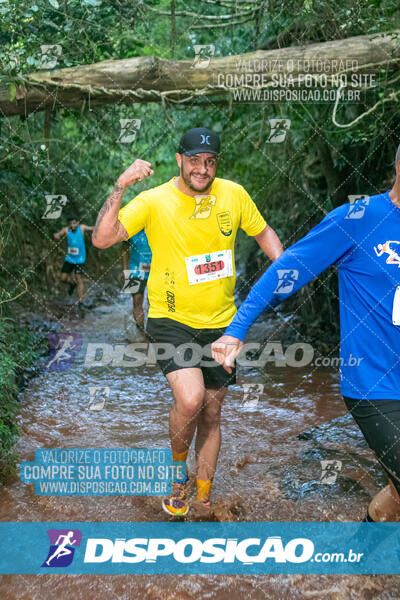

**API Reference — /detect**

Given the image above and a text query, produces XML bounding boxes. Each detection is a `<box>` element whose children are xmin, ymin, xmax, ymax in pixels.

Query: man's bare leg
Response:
<box><xmin>194</xmin><ymin>386</ymin><xmax>227</xmax><ymax>482</ymax></box>
<box><xmin>166</xmin><ymin>368</ymin><xmax>205</xmax><ymax>457</ymax></box>
<box><xmin>162</xmin><ymin>368</ymin><xmax>205</xmax><ymax>516</ymax></box>
<box><xmin>369</xmin><ymin>480</ymin><xmax>400</xmax><ymax>521</ymax></box>
<box><xmin>76</xmin><ymin>273</ymin><xmax>84</xmax><ymax>302</ymax></box>
<box><xmin>60</xmin><ymin>271</ymin><xmax>77</xmax><ymax>297</ymax></box>
<box><xmin>132</xmin><ymin>293</ymin><xmax>145</xmax><ymax>326</ymax></box>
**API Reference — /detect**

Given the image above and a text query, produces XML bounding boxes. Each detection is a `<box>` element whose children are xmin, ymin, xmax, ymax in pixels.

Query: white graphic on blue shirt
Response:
<box><xmin>274</xmin><ymin>269</ymin><xmax>299</xmax><ymax>293</ymax></box>
<box><xmin>345</xmin><ymin>196</ymin><xmax>370</xmax><ymax>219</ymax></box>
<box><xmin>374</xmin><ymin>240</ymin><xmax>400</xmax><ymax>267</ymax></box>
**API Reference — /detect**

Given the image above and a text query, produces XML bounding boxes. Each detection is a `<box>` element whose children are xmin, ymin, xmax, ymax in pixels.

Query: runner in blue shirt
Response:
<box><xmin>121</xmin><ymin>229</ymin><xmax>152</xmax><ymax>329</ymax></box>
<box><xmin>212</xmin><ymin>149</ymin><xmax>400</xmax><ymax>523</ymax></box>
<box><xmin>54</xmin><ymin>216</ymin><xmax>94</xmax><ymax>305</ymax></box>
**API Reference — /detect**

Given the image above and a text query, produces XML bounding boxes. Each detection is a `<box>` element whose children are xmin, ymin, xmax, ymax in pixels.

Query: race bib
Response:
<box><xmin>139</xmin><ymin>262</ymin><xmax>151</xmax><ymax>273</ymax></box>
<box><xmin>393</xmin><ymin>286</ymin><xmax>400</xmax><ymax>325</ymax></box>
<box><xmin>185</xmin><ymin>250</ymin><xmax>233</xmax><ymax>285</ymax></box>
<box><xmin>68</xmin><ymin>247</ymin><xmax>79</xmax><ymax>256</ymax></box>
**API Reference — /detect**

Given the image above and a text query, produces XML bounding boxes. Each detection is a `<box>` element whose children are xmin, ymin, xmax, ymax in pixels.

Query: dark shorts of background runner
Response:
<box><xmin>61</xmin><ymin>260</ymin><xmax>85</xmax><ymax>275</ymax></box>
<box><xmin>146</xmin><ymin>317</ymin><xmax>236</xmax><ymax>389</ymax></box>
<box><xmin>127</xmin><ymin>277</ymin><xmax>147</xmax><ymax>296</ymax></box>
<box><xmin>344</xmin><ymin>396</ymin><xmax>400</xmax><ymax>495</ymax></box>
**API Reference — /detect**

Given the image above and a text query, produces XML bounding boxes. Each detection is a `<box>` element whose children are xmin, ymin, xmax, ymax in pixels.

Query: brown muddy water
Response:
<box><xmin>0</xmin><ymin>296</ymin><xmax>399</xmax><ymax>599</ymax></box>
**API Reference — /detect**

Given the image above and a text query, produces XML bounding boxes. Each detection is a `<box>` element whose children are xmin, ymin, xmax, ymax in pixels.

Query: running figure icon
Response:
<box><xmin>275</xmin><ymin>269</ymin><xmax>298</xmax><ymax>293</ymax></box>
<box><xmin>45</xmin><ymin>335</ymin><xmax>75</xmax><ymax>370</ymax></box>
<box><xmin>374</xmin><ymin>240</ymin><xmax>400</xmax><ymax>267</ymax></box>
<box><xmin>45</xmin><ymin>531</ymin><xmax>77</xmax><ymax>566</ymax></box>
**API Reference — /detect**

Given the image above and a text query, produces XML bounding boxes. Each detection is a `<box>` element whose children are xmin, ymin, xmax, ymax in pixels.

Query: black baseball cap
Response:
<box><xmin>178</xmin><ymin>127</ymin><xmax>220</xmax><ymax>156</ymax></box>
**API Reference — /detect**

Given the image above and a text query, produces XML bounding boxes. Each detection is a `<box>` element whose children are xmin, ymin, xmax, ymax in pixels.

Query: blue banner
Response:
<box><xmin>0</xmin><ymin>522</ymin><xmax>399</xmax><ymax>574</ymax></box>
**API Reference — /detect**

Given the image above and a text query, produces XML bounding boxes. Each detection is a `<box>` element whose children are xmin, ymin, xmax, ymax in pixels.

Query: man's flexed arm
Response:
<box><xmin>92</xmin><ymin>159</ymin><xmax>154</xmax><ymax>249</ymax></box>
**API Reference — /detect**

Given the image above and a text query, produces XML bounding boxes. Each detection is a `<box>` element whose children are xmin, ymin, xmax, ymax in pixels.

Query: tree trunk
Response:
<box><xmin>1</xmin><ymin>31</ymin><xmax>399</xmax><ymax>117</ymax></box>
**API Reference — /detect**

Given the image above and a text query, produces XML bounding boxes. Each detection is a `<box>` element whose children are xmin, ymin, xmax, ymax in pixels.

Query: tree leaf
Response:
<box><xmin>8</xmin><ymin>82</ymin><xmax>16</xmax><ymax>102</ymax></box>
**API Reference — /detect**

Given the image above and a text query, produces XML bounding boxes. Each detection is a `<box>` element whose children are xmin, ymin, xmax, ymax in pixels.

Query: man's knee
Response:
<box><xmin>201</xmin><ymin>393</ymin><xmax>225</xmax><ymax>428</ymax></box>
<box><xmin>175</xmin><ymin>390</ymin><xmax>204</xmax><ymax>420</ymax></box>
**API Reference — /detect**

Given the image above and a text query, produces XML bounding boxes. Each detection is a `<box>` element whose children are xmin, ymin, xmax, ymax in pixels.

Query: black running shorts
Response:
<box><xmin>344</xmin><ymin>396</ymin><xmax>400</xmax><ymax>494</ymax></box>
<box><xmin>61</xmin><ymin>260</ymin><xmax>85</xmax><ymax>275</ymax></box>
<box><xmin>146</xmin><ymin>317</ymin><xmax>236</xmax><ymax>390</ymax></box>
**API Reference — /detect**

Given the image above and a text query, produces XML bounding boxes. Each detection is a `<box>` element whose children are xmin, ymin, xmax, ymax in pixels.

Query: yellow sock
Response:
<box><xmin>196</xmin><ymin>478</ymin><xmax>212</xmax><ymax>502</ymax></box>
<box><xmin>172</xmin><ymin>450</ymin><xmax>188</xmax><ymax>462</ymax></box>
<box><xmin>172</xmin><ymin>450</ymin><xmax>188</xmax><ymax>482</ymax></box>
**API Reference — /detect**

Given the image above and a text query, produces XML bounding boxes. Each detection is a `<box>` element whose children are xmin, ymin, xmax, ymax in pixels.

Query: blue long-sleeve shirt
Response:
<box><xmin>226</xmin><ymin>192</ymin><xmax>400</xmax><ymax>400</ymax></box>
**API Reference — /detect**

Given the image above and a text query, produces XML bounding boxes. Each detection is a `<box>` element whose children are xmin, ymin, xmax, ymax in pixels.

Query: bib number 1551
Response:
<box><xmin>393</xmin><ymin>286</ymin><xmax>400</xmax><ymax>325</ymax></box>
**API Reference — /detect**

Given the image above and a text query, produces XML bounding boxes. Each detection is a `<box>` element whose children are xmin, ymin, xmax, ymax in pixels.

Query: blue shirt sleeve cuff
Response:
<box><xmin>224</xmin><ymin>324</ymin><xmax>248</xmax><ymax>342</ymax></box>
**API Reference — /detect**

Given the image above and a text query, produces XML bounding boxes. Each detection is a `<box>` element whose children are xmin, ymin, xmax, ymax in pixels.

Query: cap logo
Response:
<box><xmin>200</xmin><ymin>134</ymin><xmax>210</xmax><ymax>145</ymax></box>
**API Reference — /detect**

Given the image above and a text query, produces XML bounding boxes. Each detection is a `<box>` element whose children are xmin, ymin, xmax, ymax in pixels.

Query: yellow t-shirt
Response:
<box><xmin>118</xmin><ymin>177</ymin><xmax>267</xmax><ymax>329</ymax></box>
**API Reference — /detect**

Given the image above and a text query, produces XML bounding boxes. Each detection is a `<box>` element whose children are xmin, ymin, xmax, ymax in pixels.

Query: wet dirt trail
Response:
<box><xmin>1</xmin><ymin>296</ymin><xmax>399</xmax><ymax>599</ymax></box>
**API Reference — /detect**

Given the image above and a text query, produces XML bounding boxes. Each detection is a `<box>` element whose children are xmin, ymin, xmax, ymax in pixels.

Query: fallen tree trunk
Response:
<box><xmin>1</xmin><ymin>31</ymin><xmax>399</xmax><ymax>117</ymax></box>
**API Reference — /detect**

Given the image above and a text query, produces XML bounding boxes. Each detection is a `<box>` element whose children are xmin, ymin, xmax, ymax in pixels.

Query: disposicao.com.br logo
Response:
<box><xmin>31</xmin><ymin>525</ymin><xmax>372</xmax><ymax>574</ymax></box>
<box><xmin>82</xmin><ymin>536</ymin><xmax>361</xmax><ymax>565</ymax></box>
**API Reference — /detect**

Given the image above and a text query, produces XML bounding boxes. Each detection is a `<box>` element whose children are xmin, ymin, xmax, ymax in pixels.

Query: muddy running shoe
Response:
<box><xmin>162</xmin><ymin>479</ymin><xmax>189</xmax><ymax>517</ymax></box>
<box><xmin>197</xmin><ymin>499</ymin><xmax>211</xmax><ymax>507</ymax></box>
<box><xmin>192</xmin><ymin>498</ymin><xmax>212</xmax><ymax>518</ymax></box>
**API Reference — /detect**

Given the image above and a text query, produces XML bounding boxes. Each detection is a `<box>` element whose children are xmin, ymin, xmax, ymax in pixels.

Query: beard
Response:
<box><xmin>180</xmin><ymin>163</ymin><xmax>214</xmax><ymax>193</ymax></box>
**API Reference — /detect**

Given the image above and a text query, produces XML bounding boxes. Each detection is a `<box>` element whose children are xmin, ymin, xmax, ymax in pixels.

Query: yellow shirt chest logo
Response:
<box><xmin>190</xmin><ymin>194</ymin><xmax>217</xmax><ymax>219</ymax></box>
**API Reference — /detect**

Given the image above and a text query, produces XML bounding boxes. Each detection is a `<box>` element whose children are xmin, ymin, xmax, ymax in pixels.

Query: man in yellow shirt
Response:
<box><xmin>92</xmin><ymin>127</ymin><xmax>283</xmax><ymax>516</ymax></box>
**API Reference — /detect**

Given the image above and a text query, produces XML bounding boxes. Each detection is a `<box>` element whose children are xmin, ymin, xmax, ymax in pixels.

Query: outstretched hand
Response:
<box><xmin>211</xmin><ymin>335</ymin><xmax>244</xmax><ymax>373</ymax></box>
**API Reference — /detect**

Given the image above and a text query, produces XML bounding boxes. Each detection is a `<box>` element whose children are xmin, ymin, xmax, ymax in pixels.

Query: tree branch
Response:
<box><xmin>1</xmin><ymin>31</ymin><xmax>399</xmax><ymax>118</ymax></box>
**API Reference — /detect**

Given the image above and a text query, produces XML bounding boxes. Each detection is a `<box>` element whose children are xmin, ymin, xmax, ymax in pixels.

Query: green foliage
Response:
<box><xmin>0</xmin><ymin>318</ymin><xmax>43</xmax><ymax>478</ymax></box>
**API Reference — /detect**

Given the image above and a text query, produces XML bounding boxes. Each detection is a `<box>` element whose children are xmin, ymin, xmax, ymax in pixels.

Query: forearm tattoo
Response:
<box><xmin>94</xmin><ymin>183</ymin><xmax>125</xmax><ymax>237</ymax></box>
